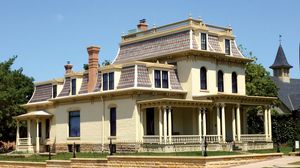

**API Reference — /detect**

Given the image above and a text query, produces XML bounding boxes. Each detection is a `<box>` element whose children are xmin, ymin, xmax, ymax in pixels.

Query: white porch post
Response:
<box><xmin>236</xmin><ymin>104</ymin><xmax>241</xmax><ymax>142</ymax></box>
<box><xmin>264</xmin><ymin>106</ymin><xmax>268</xmax><ymax>141</ymax></box>
<box><xmin>168</xmin><ymin>106</ymin><xmax>172</xmax><ymax>144</ymax></box>
<box><xmin>140</xmin><ymin>109</ymin><xmax>144</xmax><ymax>143</ymax></box>
<box><xmin>268</xmin><ymin>107</ymin><xmax>272</xmax><ymax>141</ymax></box>
<box><xmin>36</xmin><ymin>119</ymin><xmax>40</xmax><ymax>153</ymax></box>
<box><xmin>198</xmin><ymin>108</ymin><xmax>202</xmax><ymax>138</ymax></box>
<box><xmin>27</xmin><ymin>119</ymin><xmax>31</xmax><ymax>145</ymax></box>
<box><xmin>221</xmin><ymin>104</ymin><xmax>226</xmax><ymax>142</ymax></box>
<box><xmin>159</xmin><ymin>107</ymin><xmax>163</xmax><ymax>143</ymax></box>
<box><xmin>203</xmin><ymin>109</ymin><xmax>207</xmax><ymax>136</ymax></box>
<box><xmin>163</xmin><ymin>106</ymin><xmax>167</xmax><ymax>144</ymax></box>
<box><xmin>16</xmin><ymin>120</ymin><xmax>20</xmax><ymax>146</ymax></box>
<box><xmin>232</xmin><ymin>107</ymin><xmax>236</xmax><ymax>142</ymax></box>
<box><xmin>217</xmin><ymin>105</ymin><xmax>221</xmax><ymax>142</ymax></box>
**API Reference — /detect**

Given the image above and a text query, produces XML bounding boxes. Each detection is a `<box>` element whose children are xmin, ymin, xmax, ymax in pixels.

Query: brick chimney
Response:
<box><xmin>137</xmin><ymin>19</ymin><xmax>148</xmax><ymax>31</ymax></box>
<box><xmin>87</xmin><ymin>46</ymin><xmax>100</xmax><ymax>92</ymax></box>
<box><xmin>64</xmin><ymin>61</ymin><xmax>73</xmax><ymax>74</ymax></box>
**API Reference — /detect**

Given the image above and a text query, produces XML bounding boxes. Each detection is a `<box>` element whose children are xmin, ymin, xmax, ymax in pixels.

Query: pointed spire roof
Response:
<box><xmin>270</xmin><ymin>44</ymin><xmax>293</xmax><ymax>69</ymax></box>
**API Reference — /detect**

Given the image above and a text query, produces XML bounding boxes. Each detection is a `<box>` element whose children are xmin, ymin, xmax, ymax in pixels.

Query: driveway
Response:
<box><xmin>231</xmin><ymin>156</ymin><xmax>300</xmax><ymax>168</ymax></box>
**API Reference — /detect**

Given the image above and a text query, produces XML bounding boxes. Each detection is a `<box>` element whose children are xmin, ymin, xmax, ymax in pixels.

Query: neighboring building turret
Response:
<box><xmin>270</xmin><ymin>44</ymin><xmax>293</xmax><ymax>83</ymax></box>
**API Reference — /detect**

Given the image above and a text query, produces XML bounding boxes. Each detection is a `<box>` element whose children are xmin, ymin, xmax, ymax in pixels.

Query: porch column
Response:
<box><xmin>163</xmin><ymin>106</ymin><xmax>167</xmax><ymax>144</ymax></box>
<box><xmin>159</xmin><ymin>107</ymin><xmax>163</xmax><ymax>143</ymax></box>
<box><xmin>203</xmin><ymin>109</ymin><xmax>207</xmax><ymax>136</ymax></box>
<box><xmin>198</xmin><ymin>108</ymin><xmax>202</xmax><ymax>138</ymax></box>
<box><xmin>140</xmin><ymin>109</ymin><xmax>144</xmax><ymax>142</ymax></box>
<box><xmin>27</xmin><ymin>120</ymin><xmax>31</xmax><ymax>145</ymax></box>
<box><xmin>36</xmin><ymin>119</ymin><xmax>39</xmax><ymax>153</ymax></box>
<box><xmin>267</xmin><ymin>107</ymin><xmax>272</xmax><ymax>141</ymax></box>
<box><xmin>16</xmin><ymin>120</ymin><xmax>20</xmax><ymax>146</ymax></box>
<box><xmin>221</xmin><ymin>104</ymin><xmax>226</xmax><ymax>142</ymax></box>
<box><xmin>217</xmin><ymin>105</ymin><xmax>221</xmax><ymax>142</ymax></box>
<box><xmin>236</xmin><ymin>104</ymin><xmax>241</xmax><ymax>142</ymax></box>
<box><xmin>232</xmin><ymin>107</ymin><xmax>236</xmax><ymax>142</ymax></box>
<box><xmin>168</xmin><ymin>106</ymin><xmax>172</xmax><ymax>144</ymax></box>
<box><xmin>264</xmin><ymin>106</ymin><xmax>268</xmax><ymax>140</ymax></box>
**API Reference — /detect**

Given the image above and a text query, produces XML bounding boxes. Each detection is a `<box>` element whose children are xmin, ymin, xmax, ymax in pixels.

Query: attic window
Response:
<box><xmin>225</xmin><ymin>39</ymin><xmax>231</xmax><ymax>55</ymax></box>
<box><xmin>154</xmin><ymin>70</ymin><xmax>169</xmax><ymax>89</ymax></box>
<box><xmin>201</xmin><ymin>33</ymin><xmax>207</xmax><ymax>50</ymax></box>
<box><xmin>52</xmin><ymin>85</ymin><xmax>57</xmax><ymax>98</ymax></box>
<box><xmin>71</xmin><ymin>79</ymin><xmax>76</xmax><ymax>95</ymax></box>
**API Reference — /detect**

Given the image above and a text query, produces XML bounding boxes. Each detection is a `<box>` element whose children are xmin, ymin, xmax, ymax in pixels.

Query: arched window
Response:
<box><xmin>232</xmin><ymin>72</ymin><xmax>238</xmax><ymax>93</ymax></box>
<box><xmin>217</xmin><ymin>70</ymin><xmax>224</xmax><ymax>92</ymax></box>
<box><xmin>200</xmin><ymin>67</ymin><xmax>207</xmax><ymax>90</ymax></box>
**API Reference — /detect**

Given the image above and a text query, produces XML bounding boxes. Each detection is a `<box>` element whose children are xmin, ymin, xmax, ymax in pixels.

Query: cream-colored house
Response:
<box><xmin>15</xmin><ymin>18</ymin><xmax>276</xmax><ymax>153</ymax></box>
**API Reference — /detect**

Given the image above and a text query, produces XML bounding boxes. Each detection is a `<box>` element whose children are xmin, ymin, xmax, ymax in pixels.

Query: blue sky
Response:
<box><xmin>1</xmin><ymin>0</ymin><xmax>300</xmax><ymax>82</ymax></box>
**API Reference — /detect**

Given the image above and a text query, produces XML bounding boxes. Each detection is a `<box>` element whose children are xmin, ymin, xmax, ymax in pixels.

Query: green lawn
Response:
<box><xmin>0</xmin><ymin>151</ymin><xmax>241</xmax><ymax>162</ymax></box>
<box><xmin>248</xmin><ymin>146</ymin><xmax>300</xmax><ymax>155</ymax></box>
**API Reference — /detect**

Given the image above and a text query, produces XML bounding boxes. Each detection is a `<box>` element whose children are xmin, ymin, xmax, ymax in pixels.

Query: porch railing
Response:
<box><xmin>143</xmin><ymin>135</ymin><xmax>160</xmax><ymax>144</ymax></box>
<box><xmin>239</xmin><ymin>134</ymin><xmax>266</xmax><ymax>142</ymax></box>
<box><xmin>205</xmin><ymin>135</ymin><xmax>221</xmax><ymax>143</ymax></box>
<box><xmin>172</xmin><ymin>135</ymin><xmax>201</xmax><ymax>144</ymax></box>
<box><xmin>19</xmin><ymin>138</ymin><xmax>29</xmax><ymax>145</ymax></box>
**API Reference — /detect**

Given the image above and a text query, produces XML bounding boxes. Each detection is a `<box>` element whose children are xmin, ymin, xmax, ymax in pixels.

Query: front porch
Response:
<box><xmin>138</xmin><ymin>97</ymin><xmax>274</xmax><ymax>151</ymax></box>
<box><xmin>14</xmin><ymin>110</ymin><xmax>52</xmax><ymax>153</ymax></box>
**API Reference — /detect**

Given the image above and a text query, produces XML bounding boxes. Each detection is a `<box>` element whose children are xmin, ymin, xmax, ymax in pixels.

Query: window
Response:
<box><xmin>232</xmin><ymin>72</ymin><xmax>238</xmax><ymax>93</ymax></box>
<box><xmin>46</xmin><ymin>119</ymin><xmax>50</xmax><ymax>139</ymax></box>
<box><xmin>69</xmin><ymin>111</ymin><xmax>80</xmax><ymax>137</ymax></box>
<box><xmin>71</xmin><ymin>79</ymin><xmax>76</xmax><ymax>95</ymax></box>
<box><xmin>218</xmin><ymin>70</ymin><xmax>224</xmax><ymax>92</ymax></box>
<box><xmin>201</xmin><ymin>33</ymin><xmax>207</xmax><ymax>50</ymax></box>
<box><xmin>103</xmin><ymin>73</ymin><xmax>108</xmax><ymax>91</ymax></box>
<box><xmin>200</xmin><ymin>67</ymin><xmax>207</xmax><ymax>90</ymax></box>
<box><xmin>225</xmin><ymin>39</ymin><xmax>231</xmax><ymax>55</ymax></box>
<box><xmin>52</xmin><ymin>85</ymin><xmax>57</xmax><ymax>98</ymax></box>
<box><xmin>110</xmin><ymin>107</ymin><xmax>116</xmax><ymax>136</ymax></box>
<box><xmin>154</xmin><ymin>70</ymin><xmax>169</xmax><ymax>88</ymax></box>
<box><xmin>162</xmin><ymin>71</ymin><xmax>168</xmax><ymax>88</ymax></box>
<box><xmin>146</xmin><ymin>108</ymin><xmax>155</xmax><ymax>135</ymax></box>
<box><xmin>154</xmin><ymin>70</ymin><xmax>161</xmax><ymax>88</ymax></box>
<box><xmin>109</xmin><ymin>72</ymin><xmax>114</xmax><ymax>90</ymax></box>
<box><xmin>103</xmin><ymin>72</ymin><xmax>114</xmax><ymax>91</ymax></box>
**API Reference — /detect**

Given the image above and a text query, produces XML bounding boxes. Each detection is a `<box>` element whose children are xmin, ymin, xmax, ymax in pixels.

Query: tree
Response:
<box><xmin>101</xmin><ymin>60</ymin><xmax>111</xmax><ymax>66</ymax></box>
<box><xmin>0</xmin><ymin>56</ymin><xmax>34</xmax><ymax>141</ymax></box>
<box><xmin>239</xmin><ymin>46</ymin><xmax>278</xmax><ymax>134</ymax></box>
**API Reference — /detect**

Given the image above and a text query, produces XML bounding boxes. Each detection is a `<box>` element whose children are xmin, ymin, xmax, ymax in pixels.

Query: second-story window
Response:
<box><xmin>225</xmin><ymin>39</ymin><xmax>231</xmax><ymax>55</ymax></box>
<box><xmin>154</xmin><ymin>70</ymin><xmax>169</xmax><ymax>88</ymax></box>
<box><xmin>71</xmin><ymin>79</ymin><xmax>76</xmax><ymax>95</ymax></box>
<box><xmin>232</xmin><ymin>72</ymin><xmax>238</xmax><ymax>93</ymax></box>
<box><xmin>52</xmin><ymin>85</ymin><xmax>57</xmax><ymax>98</ymax></box>
<box><xmin>69</xmin><ymin>111</ymin><xmax>80</xmax><ymax>137</ymax></box>
<box><xmin>217</xmin><ymin>70</ymin><xmax>224</xmax><ymax>92</ymax></box>
<box><xmin>103</xmin><ymin>72</ymin><xmax>114</xmax><ymax>91</ymax></box>
<box><xmin>200</xmin><ymin>67</ymin><xmax>207</xmax><ymax>90</ymax></box>
<box><xmin>201</xmin><ymin>33</ymin><xmax>207</xmax><ymax>50</ymax></box>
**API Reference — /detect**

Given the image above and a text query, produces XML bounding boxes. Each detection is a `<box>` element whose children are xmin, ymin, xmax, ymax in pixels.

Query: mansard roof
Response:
<box><xmin>270</xmin><ymin>44</ymin><xmax>293</xmax><ymax>69</ymax></box>
<box><xmin>113</xmin><ymin>18</ymin><xmax>244</xmax><ymax>64</ymax></box>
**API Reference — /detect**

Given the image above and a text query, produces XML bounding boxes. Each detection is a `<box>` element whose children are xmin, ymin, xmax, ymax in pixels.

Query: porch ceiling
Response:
<box><xmin>14</xmin><ymin>110</ymin><xmax>53</xmax><ymax>120</ymax></box>
<box><xmin>137</xmin><ymin>98</ymin><xmax>213</xmax><ymax>109</ymax></box>
<box><xmin>193</xmin><ymin>94</ymin><xmax>277</xmax><ymax>105</ymax></box>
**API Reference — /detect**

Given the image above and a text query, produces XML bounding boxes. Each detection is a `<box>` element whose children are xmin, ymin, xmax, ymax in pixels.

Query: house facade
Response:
<box><xmin>15</xmin><ymin>18</ymin><xmax>276</xmax><ymax>153</ymax></box>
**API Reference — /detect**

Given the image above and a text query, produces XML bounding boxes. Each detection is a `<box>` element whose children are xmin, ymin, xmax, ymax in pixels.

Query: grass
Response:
<box><xmin>0</xmin><ymin>151</ymin><xmax>241</xmax><ymax>162</ymax></box>
<box><xmin>248</xmin><ymin>146</ymin><xmax>300</xmax><ymax>155</ymax></box>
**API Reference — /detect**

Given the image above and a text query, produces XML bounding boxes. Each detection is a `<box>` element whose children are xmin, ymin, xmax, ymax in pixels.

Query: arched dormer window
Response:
<box><xmin>232</xmin><ymin>72</ymin><xmax>238</xmax><ymax>93</ymax></box>
<box><xmin>200</xmin><ymin>67</ymin><xmax>207</xmax><ymax>90</ymax></box>
<box><xmin>217</xmin><ymin>70</ymin><xmax>224</xmax><ymax>92</ymax></box>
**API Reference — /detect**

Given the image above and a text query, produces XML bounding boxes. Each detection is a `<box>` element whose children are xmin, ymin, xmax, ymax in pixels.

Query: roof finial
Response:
<box><xmin>188</xmin><ymin>13</ymin><xmax>192</xmax><ymax>19</ymax></box>
<box><xmin>279</xmin><ymin>34</ymin><xmax>282</xmax><ymax>45</ymax></box>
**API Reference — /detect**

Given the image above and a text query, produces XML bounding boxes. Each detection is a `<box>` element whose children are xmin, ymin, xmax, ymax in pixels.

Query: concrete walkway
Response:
<box><xmin>231</xmin><ymin>156</ymin><xmax>300</xmax><ymax>168</ymax></box>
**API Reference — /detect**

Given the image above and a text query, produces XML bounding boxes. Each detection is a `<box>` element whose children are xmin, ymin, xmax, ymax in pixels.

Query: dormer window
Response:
<box><xmin>52</xmin><ymin>85</ymin><xmax>57</xmax><ymax>98</ymax></box>
<box><xmin>103</xmin><ymin>72</ymin><xmax>114</xmax><ymax>91</ymax></box>
<box><xmin>225</xmin><ymin>39</ymin><xmax>231</xmax><ymax>55</ymax></box>
<box><xmin>201</xmin><ymin>33</ymin><xmax>207</xmax><ymax>50</ymax></box>
<box><xmin>71</xmin><ymin>79</ymin><xmax>76</xmax><ymax>95</ymax></box>
<box><xmin>154</xmin><ymin>70</ymin><xmax>169</xmax><ymax>88</ymax></box>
